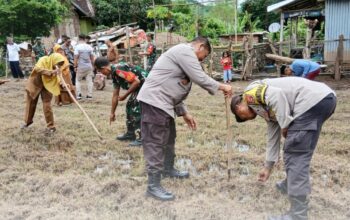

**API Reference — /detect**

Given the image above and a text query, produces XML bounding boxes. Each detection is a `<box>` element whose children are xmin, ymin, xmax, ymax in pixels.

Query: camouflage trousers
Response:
<box><xmin>126</xmin><ymin>90</ymin><xmax>141</xmax><ymax>136</ymax></box>
<box><xmin>146</xmin><ymin>57</ymin><xmax>156</xmax><ymax>72</ymax></box>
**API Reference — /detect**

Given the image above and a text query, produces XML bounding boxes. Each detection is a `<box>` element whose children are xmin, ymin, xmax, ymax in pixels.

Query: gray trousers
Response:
<box><xmin>284</xmin><ymin>93</ymin><xmax>337</xmax><ymax>196</ymax></box>
<box><xmin>140</xmin><ymin>102</ymin><xmax>176</xmax><ymax>173</ymax></box>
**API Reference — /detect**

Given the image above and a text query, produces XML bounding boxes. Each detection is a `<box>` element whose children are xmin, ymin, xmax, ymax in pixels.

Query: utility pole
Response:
<box><xmin>126</xmin><ymin>26</ymin><xmax>133</xmax><ymax>64</ymax></box>
<box><xmin>234</xmin><ymin>0</ymin><xmax>238</xmax><ymax>44</ymax></box>
<box><xmin>152</xmin><ymin>0</ymin><xmax>156</xmax><ymax>43</ymax></box>
<box><xmin>195</xmin><ymin>4</ymin><xmax>199</xmax><ymax>37</ymax></box>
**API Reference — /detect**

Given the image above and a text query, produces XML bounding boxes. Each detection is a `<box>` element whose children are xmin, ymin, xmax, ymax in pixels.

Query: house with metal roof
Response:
<box><xmin>42</xmin><ymin>0</ymin><xmax>95</xmax><ymax>49</ymax></box>
<box><xmin>267</xmin><ymin>0</ymin><xmax>350</xmax><ymax>64</ymax></box>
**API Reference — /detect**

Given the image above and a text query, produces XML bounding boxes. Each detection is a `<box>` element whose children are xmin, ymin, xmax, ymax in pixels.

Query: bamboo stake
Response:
<box><xmin>56</xmin><ymin>66</ymin><xmax>104</xmax><ymax>140</ymax></box>
<box><xmin>5</xmin><ymin>51</ymin><xmax>8</xmax><ymax>78</ymax></box>
<box><xmin>225</xmin><ymin>91</ymin><xmax>233</xmax><ymax>180</ymax></box>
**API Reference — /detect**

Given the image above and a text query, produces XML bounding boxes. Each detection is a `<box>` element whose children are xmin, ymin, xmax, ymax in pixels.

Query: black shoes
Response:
<box><xmin>116</xmin><ymin>132</ymin><xmax>136</xmax><ymax>141</ymax></box>
<box><xmin>163</xmin><ymin>168</ymin><xmax>189</xmax><ymax>179</ymax></box>
<box><xmin>147</xmin><ymin>172</ymin><xmax>174</xmax><ymax>201</ymax></box>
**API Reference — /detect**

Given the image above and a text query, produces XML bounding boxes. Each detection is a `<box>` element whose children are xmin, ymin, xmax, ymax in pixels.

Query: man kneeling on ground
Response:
<box><xmin>230</xmin><ymin>77</ymin><xmax>336</xmax><ymax>220</ymax></box>
<box><xmin>95</xmin><ymin>57</ymin><xmax>148</xmax><ymax>147</ymax></box>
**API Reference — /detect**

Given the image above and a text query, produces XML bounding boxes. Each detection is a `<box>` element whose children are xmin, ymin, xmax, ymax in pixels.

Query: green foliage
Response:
<box><xmin>0</xmin><ymin>0</ymin><xmax>68</xmax><ymax>38</ymax></box>
<box><xmin>147</xmin><ymin>6</ymin><xmax>170</xmax><ymax>20</ymax></box>
<box><xmin>171</xmin><ymin>11</ymin><xmax>196</xmax><ymax>39</ymax></box>
<box><xmin>92</xmin><ymin>0</ymin><xmax>271</xmax><ymax>43</ymax></box>
<box><xmin>199</xmin><ymin>17</ymin><xmax>225</xmax><ymax>39</ymax></box>
<box><xmin>206</xmin><ymin>2</ymin><xmax>236</xmax><ymax>33</ymax></box>
<box><xmin>236</xmin><ymin>11</ymin><xmax>262</xmax><ymax>33</ymax></box>
<box><xmin>92</xmin><ymin>0</ymin><xmax>171</xmax><ymax>30</ymax></box>
<box><xmin>241</xmin><ymin>0</ymin><xmax>280</xmax><ymax>30</ymax></box>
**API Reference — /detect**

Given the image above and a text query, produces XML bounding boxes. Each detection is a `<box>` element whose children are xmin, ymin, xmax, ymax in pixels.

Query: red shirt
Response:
<box><xmin>221</xmin><ymin>57</ymin><xmax>232</xmax><ymax>70</ymax></box>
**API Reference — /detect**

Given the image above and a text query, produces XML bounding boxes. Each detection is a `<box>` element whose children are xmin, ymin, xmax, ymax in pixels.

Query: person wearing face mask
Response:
<box><xmin>137</xmin><ymin>36</ymin><xmax>233</xmax><ymax>201</ymax></box>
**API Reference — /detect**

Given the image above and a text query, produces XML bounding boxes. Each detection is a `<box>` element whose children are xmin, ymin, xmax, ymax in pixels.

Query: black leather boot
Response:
<box><xmin>268</xmin><ymin>196</ymin><xmax>308</xmax><ymax>220</ymax></box>
<box><xmin>147</xmin><ymin>172</ymin><xmax>174</xmax><ymax>201</ymax></box>
<box><xmin>163</xmin><ymin>155</ymin><xmax>189</xmax><ymax>179</ymax></box>
<box><xmin>276</xmin><ymin>179</ymin><xmax>288</xmax><ymax>195</ymax></box>
<box><xmin>116</xmin><ymin>125</ymin><xmax>135</xmax><ymax>141</ymax></box>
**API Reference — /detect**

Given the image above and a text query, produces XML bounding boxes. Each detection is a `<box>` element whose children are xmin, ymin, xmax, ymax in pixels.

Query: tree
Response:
<box><xmin>207</xmin><ymin>2</ymin><xmax>236</xmax><ymax>34</ymax></box>
<box><xmin>199</xmin><ymin>17</ymin><xmax>225</xmax><ymax>40</ymax></box>
<box><xmin>92</xmin><ymin>0</ymin><xmax>171</xmax><ymax>31</ymax></box>
<box><xmin>0</xmin><ymin>0</ymin><xmax>68</xmax><ymax>38</ymax></box>
<box><xmin>241</xmin><ymin>0</ymin><xmax>280</xmax><ymax>30</ymax></box>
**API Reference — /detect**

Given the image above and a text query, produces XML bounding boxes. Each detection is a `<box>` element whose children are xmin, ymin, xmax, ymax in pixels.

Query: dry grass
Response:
<box><xmin>0</xmin><ymin>76</ymin><xmax>349</xmax><ymax>220</ymax></box>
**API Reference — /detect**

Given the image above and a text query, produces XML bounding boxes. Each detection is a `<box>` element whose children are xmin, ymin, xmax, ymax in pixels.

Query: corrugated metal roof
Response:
<box><xmin>72</xmin><ymin>0</ymin><xmax>95</xmax><ymax>17</ymax></box>
<box><xmin>267</xmin><ymin>0</ymin><xmax>297</xmax><ymax>12</ymax></box>
<box><xmin>267</xmin><ymin>0</ymin><xmax>323</xmax><ymax>13</ymax></box>
<box><xmin>324</xmin><ymin>0</ymin><xmax>350</xmax><ymax>62</ymax></box>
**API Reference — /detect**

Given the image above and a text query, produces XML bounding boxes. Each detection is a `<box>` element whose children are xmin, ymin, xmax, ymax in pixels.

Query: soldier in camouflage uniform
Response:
<box><xmin>139</xmin><ymin>33</ymin><xmax>157</xmax><ymax>72</ymax></box>
<box><xmin>94</xmin><ymin>57</ymin><xmax>148</xmax><ymax>147</ymax></box>
<box><xmin>33</xmin><ymin>37</ymin><xmax>47</xmax><ymax>62</ymax></box>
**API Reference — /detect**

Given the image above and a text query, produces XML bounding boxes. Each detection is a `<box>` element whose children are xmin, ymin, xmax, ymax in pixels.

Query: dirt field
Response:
<box><xmin>0</xmin><ymin>76</ymin><xmax>349</xmax><ymax>220</ymax></box>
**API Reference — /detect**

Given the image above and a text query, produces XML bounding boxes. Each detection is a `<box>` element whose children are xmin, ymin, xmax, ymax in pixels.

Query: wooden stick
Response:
<box><xmin>265</xmin><ymin>53</ymin><xmax>295</xmax><ymax>64</ymax></box>
<box><xmin>225</xmin><ymin>91</ymin><xmax>233</xmax><ymax>180</ymax></box>
<box><xmin>56</xmin><ymin>67</ymin><xmax>104</xmax><ymax>140</ymax></box>
<box><xmin>0</xmin><ymin>79</ymin><xmax>10</xmax><ymax>85</ymax></box>
<box><xmin>5</xmin><ymin>52</ymin><xmax>8</xmax><ymax>78</ymax></box>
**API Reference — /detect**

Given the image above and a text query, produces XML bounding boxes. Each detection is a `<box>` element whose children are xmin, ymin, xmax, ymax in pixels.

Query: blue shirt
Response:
<box><xmin>290</xmin><ymin>60</ymin><xmax>320</xmax><ymax>77</ymax></box>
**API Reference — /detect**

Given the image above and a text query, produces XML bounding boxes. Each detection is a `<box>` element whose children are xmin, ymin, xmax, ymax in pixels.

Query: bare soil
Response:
<box><xmin>0</xmin><ymin>76</ymin><xmax>349</xmax><ymax>220</ymax></box>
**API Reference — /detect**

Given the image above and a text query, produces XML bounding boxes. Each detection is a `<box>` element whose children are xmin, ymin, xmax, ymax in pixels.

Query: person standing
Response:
<box><xmin>21</xmin><ymin>53</ymin><xmax>65</xmax><ymax>132</ymax></box>
<box><xmin>19</xmin><ymin>44</ymin><xmax>36</xmax><ymax>76</ymax></box>
<box><xmin>137</xmin><ymin>37</ymin><xmax>232</xmax><ymax>201</ymax></box>
<box><xmin>33</xmin><ymin>37</ymin><xmax>47</xmax><ymax>62</ymax></box>
<box><xmin>53</xmin><ymin>44</ymin><xmax>76</xmax><ymax>106</ymax></box>
<box><xmin>139</xmin><ymin>33</ymin><xmax>157</xmax><ymax>72</ymax></box>
<box><xmin>220</xmin><ymin>51</ymin><xmax>232</xmax><ymax>83</ymax></box>
<box><xmin>6</xmin><ymin>37</ymin><xmax>24</xmax><ymax>80</ymax></box>
<box><xmin>61</xmin><ymin>36</ymin><xmax>76</xmax><ymax>85</ymax></box>
<box><xmin>105</xmin><ymin>39</ymin><xmax>119</xmax><ymax>64</ymax></box>
<box><xmin>74</xmin><ymin>34</ymin><xmax>94</xmax><ymax>100</ymax></box>
<box><xmin>230</xmin><ymin>77</ymin><xmax>336</xmax><ymax>220</ymax></box>
<box><xmin>283</xmin><ymin>59</ymin><xmax>321</xmax><ymax>80</ymax></box>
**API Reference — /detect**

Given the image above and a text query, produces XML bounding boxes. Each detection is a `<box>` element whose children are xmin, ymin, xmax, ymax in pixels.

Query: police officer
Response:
<box><xmin>230</xmin><ymin>77</ymin><xmax>337</xmax><ymax>220</ymax></box>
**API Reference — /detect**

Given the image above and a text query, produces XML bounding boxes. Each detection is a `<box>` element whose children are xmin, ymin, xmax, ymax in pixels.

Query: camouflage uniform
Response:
<box><xmin>111</xmin><ymin>62</ymin><xmax>148</xmax><ymax>137</ymax></box>
<box><xmin>146</xmin><ymin>42</ymin><xmax>157</xmax><ymax>72</ymax></box>
<box><xmin>33</xmin><ymin>43</ymin><xmax>46</xmax><ymax>62</ymax></box>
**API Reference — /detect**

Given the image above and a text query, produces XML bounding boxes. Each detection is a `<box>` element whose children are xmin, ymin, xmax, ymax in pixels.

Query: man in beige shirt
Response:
<box><xmin>137</xmin><ymin>37</ymin><xmax>232</xmax><ymax>201</ymax></box>
<box><xmin>230</xmin><ymin>77</ymin><xmax>336</xmax><ymax>220</ymax></box>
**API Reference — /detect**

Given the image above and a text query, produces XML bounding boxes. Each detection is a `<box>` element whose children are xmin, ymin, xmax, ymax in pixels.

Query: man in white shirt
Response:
<box><xmin>74</xmin><ymin>34</ymin><xmax>94</xmax><ymax>100</ymax></box>
<box><xmin>6</xmin><ymin>37</ymin><xmax>24</xmax><ymax>79</ymax></box>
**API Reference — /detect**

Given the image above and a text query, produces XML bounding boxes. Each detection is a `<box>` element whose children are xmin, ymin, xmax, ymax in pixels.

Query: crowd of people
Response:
<box><xmin>1</xmin><ymin>34</ymin><xmax>335</xmax><ymax>220</ymax></box>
